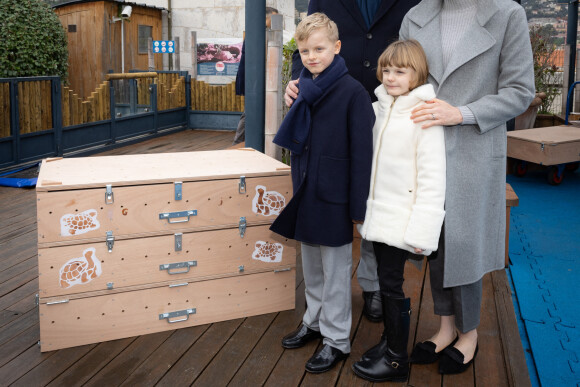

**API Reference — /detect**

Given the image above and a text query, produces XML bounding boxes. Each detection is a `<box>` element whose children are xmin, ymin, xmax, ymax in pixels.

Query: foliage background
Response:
<box><xmin>529</xmin><ymin>25</ymin><xmax>560</xmax><ymax>114</ymax></box>
<box><xmin>0</xmin><ymin>0</ymin><xmax>68</xmax><ymax>80</ymax></box>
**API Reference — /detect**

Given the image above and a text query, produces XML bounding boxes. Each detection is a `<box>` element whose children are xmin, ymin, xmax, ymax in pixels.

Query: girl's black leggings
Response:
<box><xmin>372</xmin><ymin>242</ymin><xmax>408</xmax><ymax>299</ymax></box>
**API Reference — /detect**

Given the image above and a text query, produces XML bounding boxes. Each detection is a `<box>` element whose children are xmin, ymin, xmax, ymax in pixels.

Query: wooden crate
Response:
<box><xmin>507</xmin><ymin>125</ymin><xmax>580</xmax><ymax>166</ymax></box>
<box><xmin>36</xmin><ymin>149</ymin><xmax>295</xmax><ymax>352</ymax></box>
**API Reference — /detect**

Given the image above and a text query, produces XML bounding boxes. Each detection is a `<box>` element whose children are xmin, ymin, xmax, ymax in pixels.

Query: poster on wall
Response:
<box><xmin>197</xmin><ymin>38</ymin><xmax>243</xmax><ymax>76</ymax></box>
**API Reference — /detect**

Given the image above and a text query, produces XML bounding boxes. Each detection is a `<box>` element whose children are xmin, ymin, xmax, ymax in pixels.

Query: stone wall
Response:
<box><xmin>144</xmin><ymin>0</ymin><xmax>296</xmax><ymax>84</ymax></box>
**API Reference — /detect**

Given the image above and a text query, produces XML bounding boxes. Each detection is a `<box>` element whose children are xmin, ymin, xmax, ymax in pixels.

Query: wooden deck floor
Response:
<box><xmin>0</xmin><ymin>129</ymin><xmax>531</xmax><ymax>386</ymax></box>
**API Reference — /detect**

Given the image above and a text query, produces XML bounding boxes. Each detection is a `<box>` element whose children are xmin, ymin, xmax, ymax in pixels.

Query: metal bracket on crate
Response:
<box><xmin>159</xmin><ymin>308</ymin><xmax>196</xmax><ymax>324</ymax></box>
<box><xmin>239</xmin><ymin>217</ymin><xmax>247</xmax><ymax>238</ymax></box>
<box><xmin>174</xmin><ymin>233</ymin><xmax>183</xmax><ymax>251</ymax></box>
<box><xmin>239</xmin><ymin>176</ymin><xmax>246</xmax><ymax>194</ymax></box>
<box><xmin>35</xmin><ymin>294</ymin><xmax>39</xmax><ymax>306</ymax></box>
<box><xmin>105</xmin><ymin>184</ymin><xmax>114</xmax><ymax>204</ymax></box>
<box><xmin>106</xmin><ymin>231</ymin><xmax>114</xmax><ymax>252</ymax></box>
<box><xmin>159</xmin><ymin>210</ymin><xmax>197</xmax><ymax>224</ymax></box>
<box><xmin>174</xmin><ymin>182</ymin><xmax>182</xmax><ymax>201</ymax></box>
<box><xmin>160</xmin><ymin>260</ymin><xmax>197</xmax><ymax>275</ymax></box>
<box><xmin>107</xmin><ymin>282</ymin><xmax>114</xmax><ymax>290</ymax></box>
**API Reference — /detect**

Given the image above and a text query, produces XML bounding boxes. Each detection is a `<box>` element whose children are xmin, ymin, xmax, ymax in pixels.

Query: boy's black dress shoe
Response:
<box><xmin>438</xmin><ymin>344</ymin><xmax>479</xmax><ymax>374</ymax></box>
<box><xmin>281</xmin><ymin>324</ymin><xmax>321</xmax><ymax>349</ymax></box>
<box><xmin>362</xmin><ymin>291</ymin><xmax>383</xmax><ymax>322</ymax></box>
<box><xmin>410</xmin><ymin>336</ymin><xmax>458</xmax><ymax>364</ymax></box>
<box><xmin>305</xmin><ymin>344</ymin><xmax>349</xmax><ymax>373</ymax></box>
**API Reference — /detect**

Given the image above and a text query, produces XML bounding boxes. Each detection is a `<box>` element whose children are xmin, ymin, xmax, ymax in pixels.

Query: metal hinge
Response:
<box><xmin>175</xmin><ymin>233</ymin><xmax>182</xmax><ymax>251</ymax></box>
<box><xmin>106</xmin><ymin>231</ymin><xmax>114</xmax><ymax>252</ymax></box>
<box><xmin>174</xmin><ymin>182</ymin><xmax>182</xmax><ymax>201</ymax></box>
<box><xmin>239</xmin><ymin>176</ymin><xmax>246</xmax><ymax>194</ymax></box>
<box><xmin>105</xmin><ymin>184</ymin><xmax>114</xmax><ymax>204</ymax></box>
<box><xmin>239</xmin><ymin>217</ymin><xmax>247</xmax><ymax>238</ymax></box>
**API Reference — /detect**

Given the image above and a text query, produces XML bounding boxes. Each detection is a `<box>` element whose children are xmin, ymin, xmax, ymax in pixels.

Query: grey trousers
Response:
<box><xmin>429</xmin><ymin>252</ymin><xmax>482</xmax><ymax>333</ymax></box>
<box><xmin>301</xmin><ymin>242</ymin><xmax>352</xmax><ymax>353</ymax></box>
<box><xmin>357</xmin><ymin>238</ymin><xmax>380</xmax><ymax>292</ymax></box>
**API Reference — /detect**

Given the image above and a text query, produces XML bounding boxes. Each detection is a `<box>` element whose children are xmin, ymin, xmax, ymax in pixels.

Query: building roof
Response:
<box><xmin>48</xmin><ymin>0</ymin><xmax>166</xmax><ymax>11</ymax></box>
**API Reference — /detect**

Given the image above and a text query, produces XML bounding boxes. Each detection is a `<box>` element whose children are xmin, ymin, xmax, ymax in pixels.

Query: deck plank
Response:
<box><xmin>156</xmin><ymin>319</ymin><xmax>243</xmax><ymax>386</ymax></box>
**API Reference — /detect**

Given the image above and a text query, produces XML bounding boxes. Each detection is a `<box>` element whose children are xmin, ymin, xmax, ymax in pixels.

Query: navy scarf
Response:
<box><xmin>273</xmin><ymin>55</ymin><xmax>348</xmax><ymax>155</ymax></box>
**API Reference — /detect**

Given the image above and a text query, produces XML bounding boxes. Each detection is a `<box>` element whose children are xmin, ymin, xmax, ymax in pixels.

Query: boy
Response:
<box><xmin>270</xmin><ymin>12</ymin><xmax>374</xmax><ymax>374</ymax></box>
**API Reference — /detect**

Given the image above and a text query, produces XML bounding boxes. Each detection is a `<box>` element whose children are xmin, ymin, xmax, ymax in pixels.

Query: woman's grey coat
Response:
<box><xmin>400</xmin><ymin>0</ymin><xmax>535</xmax><ymax>287</ymax></box>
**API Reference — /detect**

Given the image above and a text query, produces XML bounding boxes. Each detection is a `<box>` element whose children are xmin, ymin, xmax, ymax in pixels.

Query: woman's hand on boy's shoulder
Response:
<box><xmin>284</xmin><ymin>80</ymin><xmax>300</xmax><ymax>107</ymax></box>
<box><xmin>410</xmin><ymin>98</ymin><xmax>463</xmax><ymax>129</ymax></box>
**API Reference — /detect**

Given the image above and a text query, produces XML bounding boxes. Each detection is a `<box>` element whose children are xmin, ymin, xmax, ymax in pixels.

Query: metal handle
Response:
<box><xmin>160</xmin><ymin>260</ymin><xmax>197</xmax><ymax>275</ymax></box>
<box><xmin>46</xmin><ymin>299</ymin><xmax>70</xmax><ymax>305</ymax></box>
<box><xmin>159</xmin><ymin>308</ymin><xmax>196</xmax><ymax>324</ymax></box>
<box><xmin>159</xmin><ymin>210</ymin><xmax>197</xmax><ymax>224</ymax></box>
<box><xmin>169</xmin><ymin>282</ymin><xmax>188</xmax><ymax>288</ymax></box>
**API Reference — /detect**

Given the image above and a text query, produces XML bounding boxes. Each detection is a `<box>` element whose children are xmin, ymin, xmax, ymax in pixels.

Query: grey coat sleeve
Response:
<box><xmin>466</xmin><ymin>7</ymin><xmax>535</xmax><ymax>133</ymax></box>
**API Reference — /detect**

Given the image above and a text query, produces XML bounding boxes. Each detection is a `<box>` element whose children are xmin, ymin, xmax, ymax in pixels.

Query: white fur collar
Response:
<box><xmin>374</xmin><ymin>83</ymin><xmax>436</xmax><ymax>111</ymax></box>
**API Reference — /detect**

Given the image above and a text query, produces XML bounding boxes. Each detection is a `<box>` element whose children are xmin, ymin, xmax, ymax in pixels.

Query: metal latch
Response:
<box><xmin>106</xmin><ymin>231</ymin><xmax>114</xmax><ymax>252</ymax></box>
<box><xmin>239</xmin><ymin>176</ymin><xmax>246</xmax><ymax>194</ymax></box>
<box><xmin>107</xmin><ymin>282</ymin><xmax>114</xmax><ymax>290</ymax></box>
<box><xmin>105</xmin><ymin>184</ymin><xmax>114</xmax><ymax>204</ymax></box>
<box><xmin>239</xmin><ymin>217</ymin><xmax>247</xmax><ymax>238</ymax></box>
<box><xmin>35</xmin><ymin>294</ymin><xmax>39</xmax><ymax>306</ymax></box>
<box><xmin>160</xmin><ymin>260</ymin><xmax>197</xmax><ymax>275</ymax></box>
<box><xmin>159</xmin><ymin>210</ymin><xmax>197</xmax><ymax>224</ymax></box>
<box><xmin>174</xmin><ymin>182</ymin><xmax>182</xmax><ymax>201</ymax></box>
<box><xmin>159</xmin><ymin>308</ymin><xmax>196</xmax><ymax>323</ymax></box>
<box><xmin>175</xmin><ymin>233</ymin><xmax>182</xmax><ymax>251</ymax></box>
<box><xmin>239</xmin><ymin>265</ymin><xmax>245</xmax><ymax>272</ymax></box>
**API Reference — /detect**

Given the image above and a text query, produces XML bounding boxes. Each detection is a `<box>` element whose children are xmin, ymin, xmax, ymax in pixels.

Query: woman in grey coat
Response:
<box><xmin>398</xmin><ymin>0</ymin><xmax>534</xmax><ymax>375</ymax></box>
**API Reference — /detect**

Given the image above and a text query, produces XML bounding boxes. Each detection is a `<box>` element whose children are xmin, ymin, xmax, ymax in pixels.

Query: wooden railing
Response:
<box><xmin>191</xmin><ymin>80</ymin><xmax>243</xmax><ymax>112</ymax></box>
<box><xmin>62</xmin><ymin>81</ymin><xmax>110</xmax><ymax>127</ymax></box>
<box><xmin>5</xmin><ymin>80</ymin><xmax>54</xmax><ymax>136</ymax></box>
<box><xmin>0</xmin><ymin>82</ymin><xmax>10</xmax><ymax>138</ymax></box>
<box><xmin>136</xmin><ymin>73</ymin><xmax>186</xmax><ymax>110</ymax></box>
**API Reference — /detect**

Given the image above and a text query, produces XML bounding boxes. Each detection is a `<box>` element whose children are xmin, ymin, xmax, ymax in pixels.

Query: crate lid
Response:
<box><xmin>37</xmin><ymin>149</ymin><xmax>291</xmax><ymax>191</ymax></box>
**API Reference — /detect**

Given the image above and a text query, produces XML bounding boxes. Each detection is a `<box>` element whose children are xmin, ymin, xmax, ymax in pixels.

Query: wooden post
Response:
<box><xmin>264</xmin><ymin>14</ymin><xmax>283</xmax><ymax>161</ymax></box>
<box><xmin>191</xmin><ymin>31</ymin><xmax>197</xmax><ymax>79</ymax></box>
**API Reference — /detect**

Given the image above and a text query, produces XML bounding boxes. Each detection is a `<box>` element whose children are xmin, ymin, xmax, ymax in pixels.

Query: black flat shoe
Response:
<box><xmin>281</xmin><ymin>324</ymin><xmax>321</xmax><ymax>349</ymax></box>
<box><xmin>438</xmin><ymin>344</ymin><xmax>479</xmax><ymax>374</ymax></box>
<box><xmin>305</xmin><ymin>344</ymin><xmax>349</xmax><ymax>373</ymax></box>
<box><xmin>410</xmin><ymin>336</ymin><xmax>458</xmax><ymax>364</ymax></box>
<box><xmin>362</xmin><ymin>291</ymin><xmax>383</xmax><ymax>322</ymax></box>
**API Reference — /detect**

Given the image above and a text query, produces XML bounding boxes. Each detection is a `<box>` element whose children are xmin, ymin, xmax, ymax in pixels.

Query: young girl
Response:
<box><xmin>351</xmin><ymin>39</ymin><xmax>446</xmax><ymax>382</ymax></box>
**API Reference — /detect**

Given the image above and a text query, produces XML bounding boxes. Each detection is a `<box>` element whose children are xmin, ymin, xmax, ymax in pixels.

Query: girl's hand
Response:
<box><xmin>410</xmin><ymin>98</ymin><xmax>463</xmax><ymax>129</ymax></box>
<box><xmin>284</xmin><ymin>80</ymin><xmax>300</xmax><ymax>107</ymax></box>
<box><xmin>414</xmin><ymin>247</ymin><xmax>425</xmax><ymax>254</ymax></box>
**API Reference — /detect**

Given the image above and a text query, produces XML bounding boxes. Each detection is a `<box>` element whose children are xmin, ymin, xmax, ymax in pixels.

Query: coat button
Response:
<box><xmin>363</xmin><ymin>60</ymin><xmax>370</xmax><ymax>68</ymax></box>
<box><xmin>302</xmin><ymin>171</ymin><xmax>306</xmax><ymax>178</ymax></box>
<box><xmin>304</xmin><ymin>145</ymin><xmax>309</xmax><ymax>151</ymax></box>
<box><xmin>366</xmin><ymin>33</ymin><xmax>372</xmax><ymax>39</ymax></box>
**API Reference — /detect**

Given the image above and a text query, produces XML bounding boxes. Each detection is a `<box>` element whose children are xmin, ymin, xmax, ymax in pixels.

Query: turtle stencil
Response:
<box><xmin>60</xmin><ymin>209</ymin><xmax>100</xmax><ymax>236</ymax></box>
<box><xmin>251</xmin><ymin>185</ymin><xmax>286</xmax><ymax>216</ymax></box>
<box><xmin>59</xmin><ymin>247</ymin><xmax>102</xmax><ymax>288</ymax></box>
<box><xmin>252</xmin><ymin>241</ymin><xmax>283</xmax><ymax>263</ymax></box>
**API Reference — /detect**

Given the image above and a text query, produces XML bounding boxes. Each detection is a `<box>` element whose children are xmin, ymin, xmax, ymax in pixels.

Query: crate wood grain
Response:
<box><xmin>39</xmin><ymin>269</ymin><xmax>295</xmax><ymax>352</ymax></box>
<box><xmin>38</xmin><ymin>225</ymin><xmax>295</xmax><ymax>298</ymax></box>
<box><xmin>507</xmin><ymin>125</ymin><xmax>580</xmax><ymax>165</ymax></box>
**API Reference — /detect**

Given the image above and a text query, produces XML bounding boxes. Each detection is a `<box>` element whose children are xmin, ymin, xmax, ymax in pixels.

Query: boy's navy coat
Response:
<box><xmin>271</xmin><ymin>74</ymin><xmax>374</xmax><ymax>247</ymax></box>
<box><xmin>292</xmin><ymin>0</ymin><xmax>420</xmax><ymax>99</ymax></box>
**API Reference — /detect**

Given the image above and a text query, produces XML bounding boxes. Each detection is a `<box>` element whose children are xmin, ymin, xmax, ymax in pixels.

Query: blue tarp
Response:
<box><xmin>0</xmin><ymin>164</ymin><xmax>38</xmax><ymax>187</ymax></box>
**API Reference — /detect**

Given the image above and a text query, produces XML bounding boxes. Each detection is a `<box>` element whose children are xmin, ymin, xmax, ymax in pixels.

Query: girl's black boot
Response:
<box><xmin>352</xmin><ymin>295</ymin><xmax>410</xmax><ymax>382</ymax></box>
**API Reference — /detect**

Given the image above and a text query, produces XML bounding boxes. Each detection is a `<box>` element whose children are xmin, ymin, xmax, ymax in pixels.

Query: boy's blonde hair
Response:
<box><xmin>376</xmin><ymin>39</ymin><xmax>429</xmax><ymax>90</ymax></box>
<box><xmin>295</xmin><ymin>12</ymin><xmax>339</xmax><ymax>43</ymax></box>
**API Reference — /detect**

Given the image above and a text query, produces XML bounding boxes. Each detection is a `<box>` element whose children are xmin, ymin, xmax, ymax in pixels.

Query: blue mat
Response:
<box><xmin>507</xmin><ymin>170</ymin><xmax>580</xmax><ymax>387</ymax></box>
